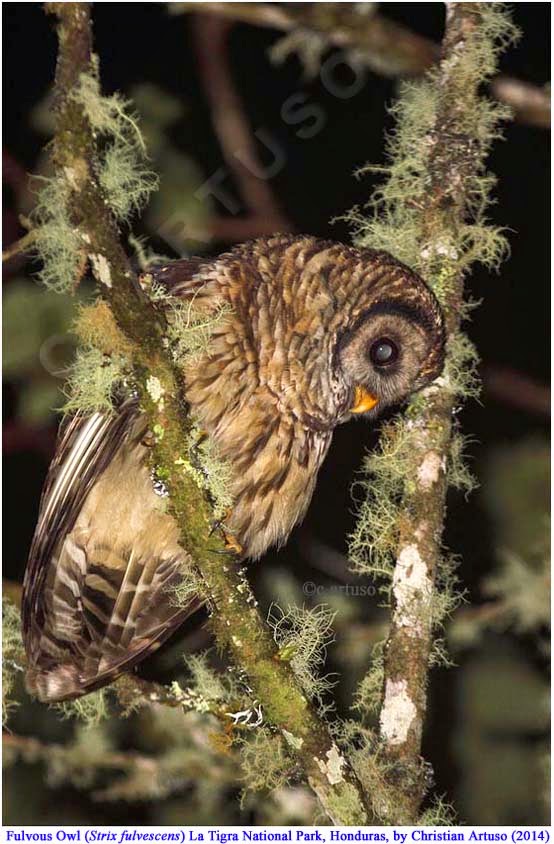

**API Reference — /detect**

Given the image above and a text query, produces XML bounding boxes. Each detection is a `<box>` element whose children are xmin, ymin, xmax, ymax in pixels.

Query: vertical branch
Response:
<box><xmin>378</xmin><ymin>4</ymin><xmax>511</xmax><ymax>819</ymax></box>
<box><xmin>347</xmin><ymin>3</ymin><xmax>517</xmax><ymax>823</ymax></box>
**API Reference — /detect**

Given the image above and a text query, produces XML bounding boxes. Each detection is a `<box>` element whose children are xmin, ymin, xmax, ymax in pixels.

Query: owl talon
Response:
<box><xmin>223</xmin><ymin>533</ymin><xmax>244</xmax><ymax>556</ymax></box>
<box><xmin>211</xmin><ymin>546</ymin><xmax>243</xmax><ymax>558</ymax></box>
<box><xmin>210</xmin><ymin>531</ymin><xmax>244</xmax><ymax>557</ymax></box>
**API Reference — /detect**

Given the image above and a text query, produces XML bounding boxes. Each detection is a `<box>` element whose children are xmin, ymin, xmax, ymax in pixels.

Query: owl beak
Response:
<box><xmin>350</xmin><ymin>386</ymin><xmax>379</xmax><ymax>414</ymax></box>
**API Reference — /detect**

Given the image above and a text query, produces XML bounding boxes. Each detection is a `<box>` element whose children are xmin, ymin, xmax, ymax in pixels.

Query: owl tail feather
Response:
<box><xmin>25</xmin><ymin>664</ymin><xmax>84</xmax><ymax>703</ymax></box>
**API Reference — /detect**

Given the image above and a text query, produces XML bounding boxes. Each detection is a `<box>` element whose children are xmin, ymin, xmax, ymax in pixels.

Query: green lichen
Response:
<box><xmin>128</xmin><ymin>234</ymin><xmax>171</xmax><ymax>272</ymax></box>
<box><xmin>268</xmin><ymin>604</ymin><xmax>336</xmax><ymax>709</ymax></box>
<box><xmin>171</xmin><ymin>424</ymin><xmax>234</xmax><ymax>522</ymax></box>
<box><xmin>239</xmin><ymin>731</ymin><xmax>294</xmax><ymax>795</ymax></box>
<box><xmin>31</xmin><ymin>175</ymin><xmax>84</xmax><ymax>294</ymax></box>
<box><xmin>166</xmin><ymin>297</ymin><xmax>233</xmax><ymax>365</ymax></box>
<box><xmin>448</xmin><ymin>432</ymin><xmax>478</xmax><ymax>496</ymax></box>
<box><xmin>54</xmin><ymin>688</ymin><xmax>109</xmax><ymax>727</ymax></box>
<box><xmin>443</xmin><ymin>331</ymin><xmax>481</xmax><ymax>402</ymax></box>
<box><xmin>419</xmin><ymin>796</ymin><xmax>457</xmax><ymax>826</ymax></box>
<box><xmin>72</xmin><ymin>66</ymin><xmax>144</xmax><ymax>149</ymax></box>
<box><xmin>175</xmin><ymin>652</ymin><xmax>250</xmax><ymax>718</ymax></box>
<box><xmin>334</xmin><ymin>720</ymin><xmax>399</xmax><ymax>823</ymax></box>
<box><xmin>62</xmin><ymin>345</ymin><xmax>130</xmax><ymax>415</ymax></box>
<box><xmin>322</xmin><ymin>780</ymin><xmax>369</xmax><ymax>826</ymax></box>
<box><xmin>2</xmin><ymin>599</ymin><xmax>25</xmax><ymax>726</ymax></box>
<box><xmin>183</xmin><ymin>652</ymin><xmax>230</xmax><ymax>704</ymax></box>
<box><xmin>98</xmin><ymin>143</ymin><xmax>158</xmax><ymax>222</ymax></box>
<box><xmin>72</xmin><ymin>69</ymin><xmax>157</xmax><ymax>221</ymax></box>
<box><xmin>352</xmin><ymin>640</ymin><xmax>385</xmax><ymax>717</ymax></box>
<box><xmin>170</xmin><ymin>562</ymin><xmax>204</xmax><ymax>611</ymax></box>
<box><xmin>348</xmin><ymin>417</ymin><xmax>415</xmax><ymax>582</ymax></box>
<box><xmin>345</xmin><ymin>7</ymin><xmax>517</xmax><ymax>282</ymax></box>
<box><xmin>431</xmin><ymin>553</ymin><xmax>464</xmax><ymax>633</ymax></box>
<box><xmin>31</xmin><ymin>65</ymin><xmax>157</xmax><ymax>296</ymax></box>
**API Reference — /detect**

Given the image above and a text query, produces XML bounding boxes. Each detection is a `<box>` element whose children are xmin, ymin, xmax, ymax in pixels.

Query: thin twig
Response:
<box><xmin>484</xmin><ymin>366</ymin><xmax>550</xmax><ymax>416</ymax></box>
<box><xmin>2</xmin><ymin>230</ymin><xmax>38</xmax><ymax>264</ymax></box>
<box><xmin>192</xmin><ymin>13</ymin><xmax>290</xmax><ymax>224</ymax></box>
<box><xmin>491</xmin><ymin>77</ymin><xmax>550</xmax><ymax>129</ymax></box>
<box><xmin>3</xmin><ymin>731</ymin><xmax>155</xmax><ymax>773</ymax></box>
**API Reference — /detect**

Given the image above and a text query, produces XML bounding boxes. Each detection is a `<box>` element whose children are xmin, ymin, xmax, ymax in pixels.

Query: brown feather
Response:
<box><xmin>23</xmin><ymin>235</ymin><xmax>445</xmax><ymax>700</ymax></box>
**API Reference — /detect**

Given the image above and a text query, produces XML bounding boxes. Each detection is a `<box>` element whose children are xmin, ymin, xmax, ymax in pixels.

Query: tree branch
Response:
<box><xmin>39</xmin><ymin>2</ymin><xmax>370</xmax><ymax>824</ymax></box>
<box><xmin>191</xmin><ymin>13</ymin><xmax>291</xmax><ymax>234</ymax></box>
<box><xmin>2</xmin><ymin>229</ymin><xmax>38</xmax><ymax>264</ymax></box>
<box><xmin>173</xmin><ymin>2</ymin><xmax>549</xmax><ymax>128</ymax></box>
<box><xmin>372</xmin><ymin>4</ymin><xmax>514</xmax><ymax>821</ymax></box>
<box><xmin>484</xmin><ymin>365</ymin><xmax>550</xmax><ymax>416</ymax></box>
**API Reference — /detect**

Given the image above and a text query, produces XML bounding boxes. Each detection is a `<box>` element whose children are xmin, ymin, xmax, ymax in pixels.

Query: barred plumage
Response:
<box><xmin>23</xmin><ymin>235</ymin><xmax>445</xmax><ymax>701</ymax></box>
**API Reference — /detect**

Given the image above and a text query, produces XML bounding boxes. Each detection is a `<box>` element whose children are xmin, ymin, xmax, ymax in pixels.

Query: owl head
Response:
<box><xmin>220</xmin><ymin>236</ymin><xmax>446</xmax><ymax>427</ymax></box>
<box><xmin>158</xmin><ymin>235</ymin><xmax>445</xmax><ymax>432</ymax></box>
<box><xmin>335</xmin><ymin>279</ymin><xmax>445</xmax><ymax>422</ymax></box>
<box><xmin>327</xmin><ymin>243</ymin><xmax>446</xmax><ymax>423</ymax></box>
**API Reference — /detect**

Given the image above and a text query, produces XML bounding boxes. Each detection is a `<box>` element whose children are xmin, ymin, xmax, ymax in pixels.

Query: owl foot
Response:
<box><xmin>223</xmin><ymin>532</ymin><xmax>244</xmax><ymax>556</ymax></box>
<box><xmin>210</xmin><ymin>531</ymin><xmax>244</xmax><ymax>557</ymax></box>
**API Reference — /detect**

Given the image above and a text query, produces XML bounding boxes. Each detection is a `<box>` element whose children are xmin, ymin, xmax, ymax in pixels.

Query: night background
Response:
<box><xmin>2</xmin><ymin>2</ymin><xmax>550</xmax><ymax>826</ymax></box>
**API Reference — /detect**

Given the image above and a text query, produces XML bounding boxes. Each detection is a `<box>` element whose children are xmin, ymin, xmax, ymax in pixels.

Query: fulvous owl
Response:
<box><xmin>23</xmin><ymin>234</ymin><xmax>445</xmax><ymax>701</ymax></box>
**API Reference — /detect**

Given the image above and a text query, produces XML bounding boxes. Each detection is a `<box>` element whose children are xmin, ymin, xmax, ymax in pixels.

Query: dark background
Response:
<box><xmin>3</xmin><ymin>1</ymin><xmax>550</xmax><ymax>826</ymax></box>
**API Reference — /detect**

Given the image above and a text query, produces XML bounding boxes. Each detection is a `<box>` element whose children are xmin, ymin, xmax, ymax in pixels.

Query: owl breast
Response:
<box><xmin>185</xmin><ymin>369</ymin><xmax>333</xmax><ymax>559</ymax></box>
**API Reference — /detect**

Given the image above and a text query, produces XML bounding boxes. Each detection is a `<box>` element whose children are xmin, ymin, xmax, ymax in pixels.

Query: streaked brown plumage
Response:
<box><xmin>23</xmin><ymin>234</ymin><xmax>445</xmax><ymax>701</ymax></box>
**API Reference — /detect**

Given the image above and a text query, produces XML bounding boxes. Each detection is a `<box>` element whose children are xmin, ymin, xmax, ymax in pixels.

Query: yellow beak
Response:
<box><xmin>349</xmin><ymin>386</ymin><xmax>379</xmax><ymax>414</ymax></box>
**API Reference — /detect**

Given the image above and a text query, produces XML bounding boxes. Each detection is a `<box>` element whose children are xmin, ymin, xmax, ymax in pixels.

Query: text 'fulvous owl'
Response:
<box><xmin>23</xmin><ymin>234</ymin><xmax>445</xmax><ymax>701</ymax></box>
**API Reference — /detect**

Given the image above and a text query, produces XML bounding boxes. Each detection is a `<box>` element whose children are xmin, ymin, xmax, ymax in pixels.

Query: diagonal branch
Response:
<box><xmin>37</xmin><ymin>2</ymin><xmax>370</xmax><ymax>824</ymax></box>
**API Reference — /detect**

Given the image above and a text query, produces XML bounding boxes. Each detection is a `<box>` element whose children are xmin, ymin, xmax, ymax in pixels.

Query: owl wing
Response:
<box><xmin>22</xmin><ymin>400</ymin><xmax>202</xmax><ymax>702</ymax></box>
<box><xmin>142</xmin><ymin>257</ymin><xmax>210</xmax><ymax>298</ymax></box>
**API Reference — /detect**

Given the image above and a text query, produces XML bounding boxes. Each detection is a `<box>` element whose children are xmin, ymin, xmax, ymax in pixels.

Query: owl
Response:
<box><xmin>22</xmin><ymin>234</ymin><xmax>445</xmax><ymax>702</ymax></box>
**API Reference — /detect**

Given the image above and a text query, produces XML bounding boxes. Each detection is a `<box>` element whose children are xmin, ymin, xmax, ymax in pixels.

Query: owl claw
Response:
<box><xmin>211</xmin><ymin>533</ymin><xmax>244</xmax><ymax>557</ymax></box>
<box><xmin>223</xmin><ymin>533</ymin><xmax>244</xmax><ymax>556</ymax></box>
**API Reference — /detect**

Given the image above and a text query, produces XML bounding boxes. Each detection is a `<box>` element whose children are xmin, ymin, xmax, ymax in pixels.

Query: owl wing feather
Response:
<box><xmin>23</xmin><ymin>401</ymin><xmax>202</xmax><ymax>702</ymax></box>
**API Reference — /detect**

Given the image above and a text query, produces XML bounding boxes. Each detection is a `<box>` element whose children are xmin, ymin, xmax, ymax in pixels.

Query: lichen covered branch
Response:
<box><xmin>36</xmin><ymin>2</ymin><xmax>369</xmax><ymax>824</ymax></box>
<box><xmin>348</xmin><ymin>3</ymin><xmax>517</xmax><ymax>823</ymax></box>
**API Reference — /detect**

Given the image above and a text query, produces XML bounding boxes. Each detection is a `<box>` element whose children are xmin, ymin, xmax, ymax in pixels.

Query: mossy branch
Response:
<box><xmin>40</xmin><ymin>2</ymin><xmax>369</xmax><ymax>824</ymax></box>
<box><xmin>348</xmin><ymin>3</ymin><xmax>517</xmax><ymax>823</ymax></box>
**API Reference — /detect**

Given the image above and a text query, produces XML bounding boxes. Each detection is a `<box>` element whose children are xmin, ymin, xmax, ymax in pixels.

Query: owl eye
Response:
<box><xmin>369</xmin><ymin>337</ymin><xmax>399</xmax><ymax>368</ymax></box>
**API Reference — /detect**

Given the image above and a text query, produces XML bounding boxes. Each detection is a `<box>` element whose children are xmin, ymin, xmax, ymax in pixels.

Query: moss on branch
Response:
<box><xmin>348</xmin><ymin>3</ymin><xmax>517</xmax><ymax>822</ymax></box>
<box><xmin>35</xmin><ymin>2</ymin><xmax>370</xmax><ymax>824</ymax></box>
